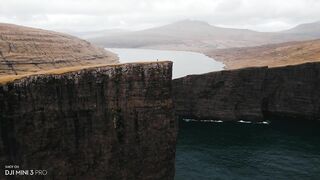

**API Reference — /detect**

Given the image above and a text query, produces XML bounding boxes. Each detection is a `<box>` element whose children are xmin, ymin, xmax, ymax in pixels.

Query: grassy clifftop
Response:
<box><xmin>207</xmin><ymin>39</ymin><xmax>320</xmax><ymax>69</ymax></box>
<box><xmin>0</xmin><ymin>23</ymin><xmax>118</xmax><ymax>76</ymax></box>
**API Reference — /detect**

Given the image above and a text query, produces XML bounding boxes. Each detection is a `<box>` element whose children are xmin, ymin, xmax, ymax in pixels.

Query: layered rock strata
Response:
<box><xmin>173</xmin><ymin>62</ymin><xmax>320</xmax><ymax>121</ymax></box>
<box><xmin>0</xmin><ymin>62</ymin><xmax>176</xmax><ymax>180</ymax></box>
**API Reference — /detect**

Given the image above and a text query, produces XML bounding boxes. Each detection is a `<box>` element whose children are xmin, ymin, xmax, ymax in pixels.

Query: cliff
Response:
<box><xmin>0</xmin><ymin>23</ymin><xmax>118</xmax><ymax>76</ymax></box>
<box><xmin>173</xmin><ymin>62</ymin><xmax>320</xmax><ymax>121</ymax></box>
<box><xmin>0</xmin><ymin>61</ymin><xmax>177</xmax><ymax>180</ymax></box>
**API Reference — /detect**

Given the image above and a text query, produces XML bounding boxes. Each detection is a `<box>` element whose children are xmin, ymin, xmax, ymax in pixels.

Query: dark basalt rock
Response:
<box><xmin>0</xmin><ymin>62</ymin><xmax>177</xmax><ymax>180</ymax></box>
<box><xmin>173</xmin><ymin>62</ymin><xmax>320</xmax><ymax>121</ymax></box>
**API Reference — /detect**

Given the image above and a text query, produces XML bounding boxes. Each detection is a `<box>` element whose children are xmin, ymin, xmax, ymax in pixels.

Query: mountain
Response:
<box><xmin>80</xmin><ymin>20</ymin><xmax>320</xmax><ymax>70</ymax></box>
<box><xmin>86</xmin><ymin>20</ymin><xmax>278</xmax><ymax>51</ymax></box>
<box><xmin>84</xmin><ymin>20</ymin><xmax>320</xmax><ymax>51</ymax></box>
<box><xmin>281</xmin><ymin>21</ymin><xmax>320</xmax><ymax>36</ymax></box>
<box><xmin>206</xmin><ymin>39</ymin><xmax>320</xmax><ymax>69</ymax></box>
<box><xmin>71</xmin><ymin>29</ymin><xmax>130</xmax><ymax>39</ymax></box>
<box><xmin>0</xmin><ymin>23</ymin><xmax>118</xmax><ymax>76</ymax></box>
<box><xmin>267</xmin><ymin>21</ymin><xmax>320</xmax><ymax>42</ymax></box>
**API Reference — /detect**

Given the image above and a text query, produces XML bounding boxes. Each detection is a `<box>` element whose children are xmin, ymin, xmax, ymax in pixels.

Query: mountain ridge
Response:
<box><xmin>80</xmin><ymin>20</ymin><xmax>320</xmax><ymax>51</ymax></box>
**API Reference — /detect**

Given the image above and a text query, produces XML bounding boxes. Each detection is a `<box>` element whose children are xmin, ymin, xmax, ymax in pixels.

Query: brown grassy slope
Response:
<box><xmin>206</xmin><ymin>39</ymin><xmax>320</xmax><ymax>69</ymax></box>
<box><xmin>0</xmin><ymin>23</ymin><xmax>118</xmax><ymax>76</ymax></box>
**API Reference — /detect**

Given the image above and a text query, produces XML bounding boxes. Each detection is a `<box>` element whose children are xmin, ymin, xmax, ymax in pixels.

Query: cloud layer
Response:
<box><xmin>0</xmin><ymin>0</ymin><xmax>320</xmax><ymax>32</ymax></box>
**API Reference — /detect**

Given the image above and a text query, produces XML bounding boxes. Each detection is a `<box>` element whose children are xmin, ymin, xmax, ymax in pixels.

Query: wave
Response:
<box><xmin>182</xmin><ymin>119</ymin><xmax>223</xmax><ymax>123</ymax></box>
<box><xmin>257</xmin><ymin>121</ymin><xmax>270</xmax><ymax>125</ymax></box>
<box><xmin>183</xmin><ymin>118</ymin><xmax>270</xmax><ymax>125</ymax></box>
<box><xmin>238</xmin><ymin>120</ymin><xmax>252</xmax><ymax>124</ymax></box>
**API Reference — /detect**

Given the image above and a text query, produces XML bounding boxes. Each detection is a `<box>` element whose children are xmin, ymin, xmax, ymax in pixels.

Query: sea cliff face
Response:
<box><xmin>0</xmin><ymin>62</ymin><xmax>176</xmax><ymax>180</ymax></box>
<box><xmin>173</xmin><ymin>62</ymin><xmax>320</xmax><ymax>121</ymax></box>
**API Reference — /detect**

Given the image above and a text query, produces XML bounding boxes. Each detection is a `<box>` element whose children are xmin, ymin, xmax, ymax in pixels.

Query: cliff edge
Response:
<box><xmin>173</xmin><ymin>62</ymin><xmax>320</xmax><ymax>121</ymax></box>
<box><xmin>0</xmin><ymin>61</ymin><xmax>176</xmax><ymax>180</ymax></box>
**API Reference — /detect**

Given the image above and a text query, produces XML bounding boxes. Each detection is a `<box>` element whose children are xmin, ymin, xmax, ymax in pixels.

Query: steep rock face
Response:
<box><xmin>173</xmin><ymin>62</ymin><xmax>320</xmax><ymax>121</ymax></box>
<box><xmin>0</xmin><ymin>23</ymin><xmax>118</xmax><ymax>76</ymax></box>
<box><xmin>0</xmin><ymin>62</ymin><xmax>176</xmax><ymax>180</ymax></box>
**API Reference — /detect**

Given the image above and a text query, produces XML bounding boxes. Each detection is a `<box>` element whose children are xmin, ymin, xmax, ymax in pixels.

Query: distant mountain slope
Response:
<box><xmin>281</xmin><ymin>21</ymin><xmax>320</xmax><ymax>36</ymax></box>
<box><xmin>87</xmin><ymin>20</ymin><xmax>277</xmax><ymax>51</ymax></box>
<box><xmin>272</xmin><ymin>21</ymin><xmax>320</xmax><ymax>42</ymax></box>
<box><xmin>71</xmin><ymin>29</ymin><xmax>130</xmax><ymax>39</ymax></box>
<box><xmin>84</xmin><ymin>20</ymin><xmax>320</xmax><ymax>51</ymax></box>
<box><xmin>0</xmin><ymin>23</ymin><xmax>118</xmax><ymax>75</ymax></box>
<box><xmin>206</xmin><ymin>39</ymin><xmax>320</xmax><ymax>69</ymax></box>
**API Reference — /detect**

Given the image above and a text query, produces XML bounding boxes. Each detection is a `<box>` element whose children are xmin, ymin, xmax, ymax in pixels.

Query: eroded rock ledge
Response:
<box><xmin>173</xmin><ymin>62</ymin><xmax>320</xmax><ymax>121</ymax></box>
<box><xmin>0</xmin><ymin>61</ymin><xmax>176</xmax><ymax>180</ymax></box>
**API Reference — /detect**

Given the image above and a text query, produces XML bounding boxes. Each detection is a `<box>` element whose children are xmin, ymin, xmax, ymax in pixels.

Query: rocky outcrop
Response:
<box><xmin>0</xmin><ymin>62</ymin><xmax>177</xmax><ymax>180</ymax></box>
<box><xmin>0</xmin><ymin>23</ymin><xmax>118</xmax><ymax>76</ymax></box>
<box><xmin>173</xmin><ymin>62</ymin><xmax>320</xmax><ymax>121</ymax></box>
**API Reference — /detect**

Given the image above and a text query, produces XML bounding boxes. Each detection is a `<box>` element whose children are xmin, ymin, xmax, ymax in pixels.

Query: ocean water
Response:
<box><xmin>175</xmin><ymin>119</ymin><xmax>320</xmax><ymax>180</ymax></box>
<box><xmin>106</xmin><ymin>48</ymin><xmax>224</xmax><ymax>79</ymax></box>
<box><xmin>107</xmin><ymin>48</ymin><xmax>320</xmax><ymax>179</ymax></box>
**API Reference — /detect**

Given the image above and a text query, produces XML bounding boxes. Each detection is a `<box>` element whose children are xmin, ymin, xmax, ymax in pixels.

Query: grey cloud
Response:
<box><xmin>0</xmin><ymin>0</ymin><xmax>319</xmax><ymax>32</ymax></box>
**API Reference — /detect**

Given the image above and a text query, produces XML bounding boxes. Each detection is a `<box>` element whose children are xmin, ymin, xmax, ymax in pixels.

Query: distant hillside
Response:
<box><xmin>83</xmin><ymin>20</ymin><xmax>320</xmax><ymax>51</ymax></box>
<box><xmin>280</xmin><ymin>21</ymin><xmax>320</xmax><ymax>37</ymax></box>
<box><xmin>71</xmin><ymin>29</ymin><xmax>130</xmax><ymax>39</ymax></box>
<box><xmin>0</xmin><ymin>23</ymin><xmax>118</xmax><ymax>76</ymax></box>
<box><xmin>85</xmin><ymin>20</ymin><xmax>277</xmax><ymax>51</ymax></box>
<box><xmin>206</xmin><ymin>39</ymin><xmax>320</xmax><ymax>69</ymax></box>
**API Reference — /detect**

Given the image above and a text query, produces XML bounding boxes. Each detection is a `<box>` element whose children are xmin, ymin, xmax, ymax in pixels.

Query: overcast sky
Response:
<box><xmin>0</xmin><ymin>0</ymin><xmax>320</xmax><ymax>32</ymax></box>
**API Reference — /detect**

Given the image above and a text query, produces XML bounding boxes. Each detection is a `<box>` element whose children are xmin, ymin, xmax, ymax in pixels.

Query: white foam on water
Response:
<box><xmin>212</xmin><ymin>120</ymin><xmax>223</xmax><ymax>123</ymax></box>
<box><xmin>183</xmin><ymin>118</ymin><xmax>270</xmax><ymax>125</ymax></box>
<box><xmin>199</xmin><ymin>119</ymin><xmax>224</xmax><ymax>123</ymax></box>
<box><xmin>257</xmin><ymin>121</ymin><xmax>270</xmax><ymax>125</ymax></box>
<box><xmin>182</xmin><ymin>118</ymin><xmax>197</xmax><ymax>122</ymax></box>
<box><xmin>238</xmin><ymin>120</ymin><xmax>252</xmax><ymax>124</ymax></box>
<box><xmin>182</xmin><ymin>119</ymin><xmax>224</xmax><ymax>123</ymax></box>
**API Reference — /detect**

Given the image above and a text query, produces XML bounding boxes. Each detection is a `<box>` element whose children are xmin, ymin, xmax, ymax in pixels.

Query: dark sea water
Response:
<box><xmin>175</xmin><ymin>120</ymin><xmax>320</xmax><ymax>180</ymax></box>
<box><xmin>108</xmin><ymin>48</ymin><xmax>320</xmax><ymax>179</ymax></box>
